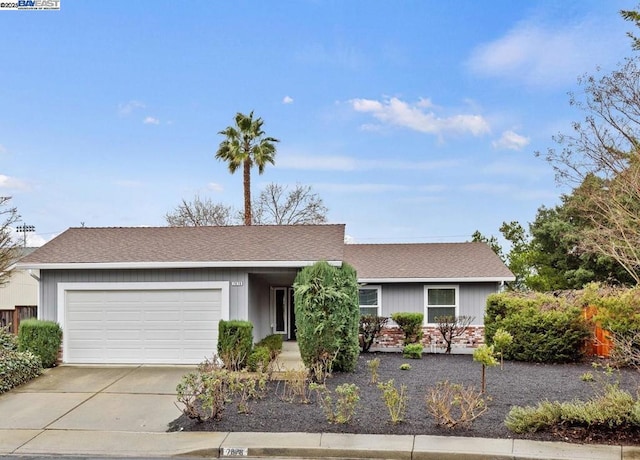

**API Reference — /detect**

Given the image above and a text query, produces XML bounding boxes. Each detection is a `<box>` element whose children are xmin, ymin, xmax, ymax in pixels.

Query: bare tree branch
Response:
<box><xmin>253</xmin><ymin>183</ymin><xmax>328</xmax><ymax>225</ymax></box>
<box><xmin>165</xmin><ymin>196</ymin><xmax>234</xmax><ymax>227</ymax></box>
<box><xmin>0</xmin><ymin>197</ymin><xmax>20</xmax><ymax>286</ymax></box>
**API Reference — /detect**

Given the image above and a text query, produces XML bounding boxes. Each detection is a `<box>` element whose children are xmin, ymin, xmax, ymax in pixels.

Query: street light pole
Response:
<box><xmin>15</xmin><ymin>224</ymin><xmax>35</xmax><ymax>247</ymax></box>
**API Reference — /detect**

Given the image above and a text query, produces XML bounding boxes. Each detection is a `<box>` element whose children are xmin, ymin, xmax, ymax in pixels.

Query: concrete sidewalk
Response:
<box><xmin>1</xmin><ymin>429</ymin><xmax>638</xmax><ymax>459</ymax></box>
<box><xmin>0</xmin><ymin>365</ymin><xmax>638</xmax><ymax>459</ymax></box>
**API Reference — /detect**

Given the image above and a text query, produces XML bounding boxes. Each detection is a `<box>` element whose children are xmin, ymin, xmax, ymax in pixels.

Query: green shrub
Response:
<box><xmin>426</xmin><ymin>380</ymin><xmax>488</xmax><ymax>428</ymax></box>
<box><xmin>367</xmin><ymin>357</ymin><xmax>380</xmax><ymax>384</ymax></box>
<box><xmin>176</xmin><ymin>360</ymin><xmax>230</xmax><ymax>422</ymax></box>
<box><xmin>391</xmin><ymin>312</ymin><xmax>424</xmax><ymax>344</ymax></box>
<box><xmin>399</xmin><ymin>363</ymin><xmax>411</xmax><ymax>370</ymax></box>
<box><xmin>402</xmin><ymin>343</ymin><xmax>423</xmax><ymax>359</ymax></box>
<box><xmin>217</xmin><ymin>320</ymin><xmax>254</xmax><ymax>371</ymax></box>
<box><xmin>0</xmin><ymin>325</ymin><xmax>18</xmax><ymax>351</ymax></box>
<box><xmin>256</xmin><ymin>334</ymin><xmax>283</xmax><ymax>360</ymax></box>
<box><xmin>485</xmin><ymin>293</ymin><xmax>589</xmax><ymax>363</ymax></box>
<box><xmin>310</xmin><ymin>382</ymin><xmax>360</xmax><ymax>424</ymax></box>
<box><xmin>18</xmin><ymin>319</ymin><xmax>62</xmax><ymax>368</ymax></box>
<box><xmin>0</xmin><ymin>349</ymin><xmax>43</xmax><ymax>393</ymax></box>
<box><xmin>359</xmin><ymin>315</ymin><xmax>389</xmax><ymax>352</ymax></box>
<box><xmin>331</xmin><ymin>263</ymin><xmax>361</xmax><ymax>373</ymax></box>
<box><xmin>505</xmin><ymin>384</ymin><xmax>640</xmax><ymax>434</ymax></box>
<box><xmin>377</xmin><ymin>379</ymin><xmax>408</xmax><ymax>423</ymax></box>
<box><xmin>294</xmin><ymin>261</ymin><xmax>360</xmax><ymax>380</ymax></box>
<box><xmin>247</xmin><ymin>346</ymin><xmax>271</xmax><ymax>372</ymax></box>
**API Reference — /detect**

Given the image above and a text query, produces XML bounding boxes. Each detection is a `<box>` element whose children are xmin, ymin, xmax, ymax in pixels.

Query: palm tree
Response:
<box><xmin>215</xmin><ymin>111</ymin><xmax>279</xmax><ymax>225</ymax></box>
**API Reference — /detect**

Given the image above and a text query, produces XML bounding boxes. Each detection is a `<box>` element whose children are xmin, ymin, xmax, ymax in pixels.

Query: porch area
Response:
<box><xmin>272</xmin><ymin>341</ymin><xmax>305</xmax><ymax>373</ymax></box>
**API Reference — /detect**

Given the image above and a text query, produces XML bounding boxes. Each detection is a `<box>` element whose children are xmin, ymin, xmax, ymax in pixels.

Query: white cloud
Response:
<box><xmin>467</xmin><ymin>17</ymin><xmax>625</xmax><ymax>88</ymax></box>
<box><xmin>9</xmin><ymin>228</ymin><xmax>50</xmax><ymax>247</ymax></box>
<box><xmin>295</xmin><ymin>42</ymin><xmax>366</xmax><ymax>70</ymax></box>
<box><xmin>492</xmin><ymin>130</ymin><xmax>530</xmax><ymax>150</ymax></box>
<box><xmin>481</xmin><ymin>160</ymin><xmax>547</xmax><ymax>178</ymax></box>
<box><xmin>143</xmin><ymin>116</ymin><xmax>160</xmax><ymax>125</ymax></box>
<box><xmin>315</xmin><ymin>183</ymin><xmax>411</xmax><ymax>193</ymax></box>
<box><xmin>0</xmin><ymin>175</ymin><xmax>29</xmax><ymax>191</ymax></box>
<box><xmin>118</xmin><ymin>100</ymin><xmax>145</xmax><ymax>116</ymax></box>
<box><xmin>278</xmin><ymin>153</ymin><xmax>461</xmax><ymax>172</ymax></box>
<box><xmin>207</xmin><ymin>182</ymin><xmax>224</xmax><ymax>192</ymax></box>
<box><xmin>462</xmin><ymin>183</ymin><xmax>513</xmax><ymax>194</ymax></box>
<box><xmin>278</xmin><ymin>154</ymin><xmax>358</xmax><ymax>171</ymax></box>
<box><xmin>282</xmin><ymin>96</ymin><xmax>294</xmax><ymax>104</ymax></box>
<box><xmin>349</xmin><ymin>97</ymin><xmax>490</xmax><ymax>137</ymax></box>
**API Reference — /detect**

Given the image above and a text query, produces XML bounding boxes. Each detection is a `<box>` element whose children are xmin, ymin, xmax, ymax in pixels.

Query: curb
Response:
<box><xmin>5</xmin><ymin>429</ymin><xmax>640</xmax><ymax>460</ymax></box>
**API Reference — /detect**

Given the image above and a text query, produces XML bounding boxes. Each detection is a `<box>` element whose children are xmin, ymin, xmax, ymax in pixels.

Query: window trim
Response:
<box><xmin>358</xmin><ymin>285</ymin><xmax>381</xmax><ymax>316</ymax></box>
<box><xmin>424</xmin><ymin>284</ymin><xmax>459</xmax><ymax>325</ymax></box>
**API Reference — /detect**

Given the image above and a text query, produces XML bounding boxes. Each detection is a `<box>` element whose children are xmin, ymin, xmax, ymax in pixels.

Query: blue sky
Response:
<box><xmin>0</xmin><ymin>0</ymin><xmax>636</xmax><ymax>246</ymax></box>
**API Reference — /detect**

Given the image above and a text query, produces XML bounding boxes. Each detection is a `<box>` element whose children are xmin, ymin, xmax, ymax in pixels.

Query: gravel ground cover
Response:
<box><xmin>169</xmin><ymin>353</ymin><xmax>640</xmax><ymax>445</ymax></box>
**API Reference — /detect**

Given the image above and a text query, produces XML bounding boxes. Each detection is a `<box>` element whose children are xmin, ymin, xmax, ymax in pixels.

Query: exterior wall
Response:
<box><xmin>376</xmin><ymin>325</ymin><xmax>485</xmax><ymax>354</ymax></box>
<box><xmin>370</xmin><ymin>281</ymin><xmax>500</xmax><ymax>353</ymax></box>
<box><xmin>379</xmin><ymin>282</ymin><xmax>500</xmax><ymax>326</ymax></box>
<box><xmin>39</xmin><ymin>268</ymin><xmax>249</xmax><ymax>322</ymax></box>
<box><xmin>0</xmin><ymin>270</ymin><xmax>38</xmax><ymax>310</ymax></box>
<box><xmin>247</xmin><ymin>274</ymin><xmax>271</xmax><ymax>341</ymax></box>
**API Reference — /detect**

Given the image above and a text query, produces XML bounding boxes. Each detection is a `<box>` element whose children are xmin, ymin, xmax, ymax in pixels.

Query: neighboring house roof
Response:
<box><xmin>17</xmin><ymin>225</ymin><xmax>346</xmax><ymax>269</ymax></box>
<box><xmin>344</xmin><ymin>242</ymin><xmax>515</xmax><ymax>282</ymax></box>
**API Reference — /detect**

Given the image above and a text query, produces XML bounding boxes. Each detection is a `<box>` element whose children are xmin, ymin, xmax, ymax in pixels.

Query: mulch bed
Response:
<box><xmin>168</xmin><ymin>353</ymin><xmax>640</xmax><ymax>445</ymax></box>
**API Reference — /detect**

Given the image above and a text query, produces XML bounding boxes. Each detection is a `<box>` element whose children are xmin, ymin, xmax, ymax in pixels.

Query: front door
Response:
<box><xmin>272</xmin><ymin>287</ymin><xmax>296</xmax><ymax>340</ymax></box>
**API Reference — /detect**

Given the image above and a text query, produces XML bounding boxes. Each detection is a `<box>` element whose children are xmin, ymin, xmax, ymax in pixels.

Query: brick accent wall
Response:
<box><xmin>372</xmin><ymin>325</ymin><xmax>485</xmax><ymax>353</ymax></box>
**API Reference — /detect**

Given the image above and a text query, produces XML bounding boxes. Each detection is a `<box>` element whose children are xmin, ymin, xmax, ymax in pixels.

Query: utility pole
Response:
<box><xmin>15</xmin><ymin>224</ymin><xmax>35</xmax><ymax>247</ymax></box>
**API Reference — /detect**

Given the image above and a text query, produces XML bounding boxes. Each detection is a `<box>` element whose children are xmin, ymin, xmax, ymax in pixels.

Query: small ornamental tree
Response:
<box><xmin>391</xmin><ymin>312</ymin><xmax>424</xmax><ymax>344</ymax></box>
<box><xmin>294</xmin><ymin>261</ymin><xmax>360</xmax><ymax>381</ymax></box>
<box><xmin>473</xmin><ymin>344</ymin><xmax>498</xmax><ymax>393</ymax></box>
<box><xmin>359</xmin><ymin>315</ymin><xmax>389</xmax><ymax>352</ymax></box>
<box><xmin>435</xmin><ymin>315</ymin><xmax>474</xmax><ymax>354</ymax></box>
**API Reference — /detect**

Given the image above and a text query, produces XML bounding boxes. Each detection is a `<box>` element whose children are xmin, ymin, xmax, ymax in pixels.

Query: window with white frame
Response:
<box><xmin>425</xmin><ymin>285</ymin><xmax>458</xmax><ymax>323</ymax></box>
<box><xmin>358</xmin><ymin>285</ymin><xmax>381</xmax><ymax>316</ymax></box>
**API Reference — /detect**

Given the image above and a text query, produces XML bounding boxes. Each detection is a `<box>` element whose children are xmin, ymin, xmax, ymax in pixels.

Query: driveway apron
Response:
<box><xmin>0</xmin><ymin>365</ymin><xmax>192</xmax><ymax>433</ymax></box>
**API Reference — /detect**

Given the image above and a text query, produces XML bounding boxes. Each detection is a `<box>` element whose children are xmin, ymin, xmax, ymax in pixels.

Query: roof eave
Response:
<box><xmin>16</xmin><ymin>260</ymin><xmax>344</xmax><ymax>270</ymax></box>
<box><xmin>357</xmin><ymin>276</ymin><xmax>516</xmax><ymax>283</ymax></box>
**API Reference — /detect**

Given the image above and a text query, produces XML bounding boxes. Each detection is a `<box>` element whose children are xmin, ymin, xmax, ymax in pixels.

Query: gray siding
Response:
<box><xmin>39</xmin><ymin>268</ymin><xmax>249</xmax><ymax>321</ymax></box>
<box><xmin>380</xmin><ymin>284</ymin><xmax>423</xmax><ymax>317</ymax></box>
<box><xmin>248</xmin><ymin>275</ymin><xmax>271</xmax><ymax>341</ymax></box>
<box><xmin>379</xmin><ymin>282</ymin><xmax>500</xmax><ymax>326</ymax></box>
<box><xmin>459</xmin><ymin>283</ymin><xmax>499</xmax><ymax>325</ymax></box>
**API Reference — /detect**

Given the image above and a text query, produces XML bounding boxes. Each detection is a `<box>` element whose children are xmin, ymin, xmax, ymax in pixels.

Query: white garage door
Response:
<box><xmin>63</xmin><ymin>285</ymin><xmax>225</xmax><ymax>364</ymax></box>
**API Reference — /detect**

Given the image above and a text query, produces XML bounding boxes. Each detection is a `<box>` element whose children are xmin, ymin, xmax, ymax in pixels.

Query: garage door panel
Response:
<box><xmin>64</xmin><ymin>287</ymin><xmax>223</xmax><ymax>364</ymax></box>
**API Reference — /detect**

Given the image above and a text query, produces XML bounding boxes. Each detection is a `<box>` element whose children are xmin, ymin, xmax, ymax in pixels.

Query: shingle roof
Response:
<box><xmin>18</xmin><ymin>225</ymin><xmax>346</xmax><ymax>266</ymax></box>
<box><xmin>344</xmin><ymin>242</ymin><xmax>514</xmax><ymax>281</ymax></box>
<box><xmin>18</xmin><ymin>226</ymin><xmax>514</xmax><ymax>281</ymax></box>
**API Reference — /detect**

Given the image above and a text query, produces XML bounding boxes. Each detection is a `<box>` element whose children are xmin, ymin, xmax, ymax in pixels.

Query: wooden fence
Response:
<box><xmin>0</xmin><ymin>305</ymin><xmax>37</xmax><ymax>334</ymax></box>
<box><xmin>582</xmin><ymin>305</ymin><xmax>613</xmax><ymax>358</ymax></box>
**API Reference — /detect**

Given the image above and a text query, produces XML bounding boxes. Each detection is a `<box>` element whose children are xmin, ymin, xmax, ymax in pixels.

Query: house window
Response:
<box><xmin>425</xmin><ymin>285</ymin><xmax>458</xmax><ymax>324</ymax></box>
<box><xmin>358</xmin><ymin>286</ymin><xmax>381</xmax><ymax>316</ymax></box>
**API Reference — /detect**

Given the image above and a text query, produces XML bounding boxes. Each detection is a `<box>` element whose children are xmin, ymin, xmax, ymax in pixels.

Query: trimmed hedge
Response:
<box><xmin>402</xmin><ymin>343</ymin><xmax>423</xmax><ymax>359</ymax></box>
<box><xmin>217</xmin><ymin>320</ymin><xmax>253</xmax><ymax>371</ymax></box>
<box><xmin>256</xmin><ymin>334</ymin><xmax>283</xmax><ymax>360</ymax></box>
<box><xmin>0</xmin><ymin>349</ymin><xmax>43</xmax><ymax>394</ymax></box>
<box><xmin>391</xmin><ymin>312</ymin><xmax>424</xmax><ymax>344</ymax></box>
<box><xmin>294</xmin><ymin>261</ymin><xmax>360</xmax><ymax>379</ymax></box>
<box><xmin>18</xmin><ymin>319</ymin><xmax>62</xmax><ymax>368</ymax></box>
<box><xmin>247</xmin><ymin>346</ymin><xmax>271</xmax><ymax>372</ymax></box>
<box><xmin>485</xmin><ymin>293</ymin><xmax>589</xmax><ymax>363</ymax></box>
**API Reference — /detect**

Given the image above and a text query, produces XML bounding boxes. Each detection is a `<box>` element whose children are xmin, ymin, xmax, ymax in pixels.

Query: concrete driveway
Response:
<box><xmin>0</xmin><ymin>365</ymin><xmax>194</xmax><ymax>433</ymax></box>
